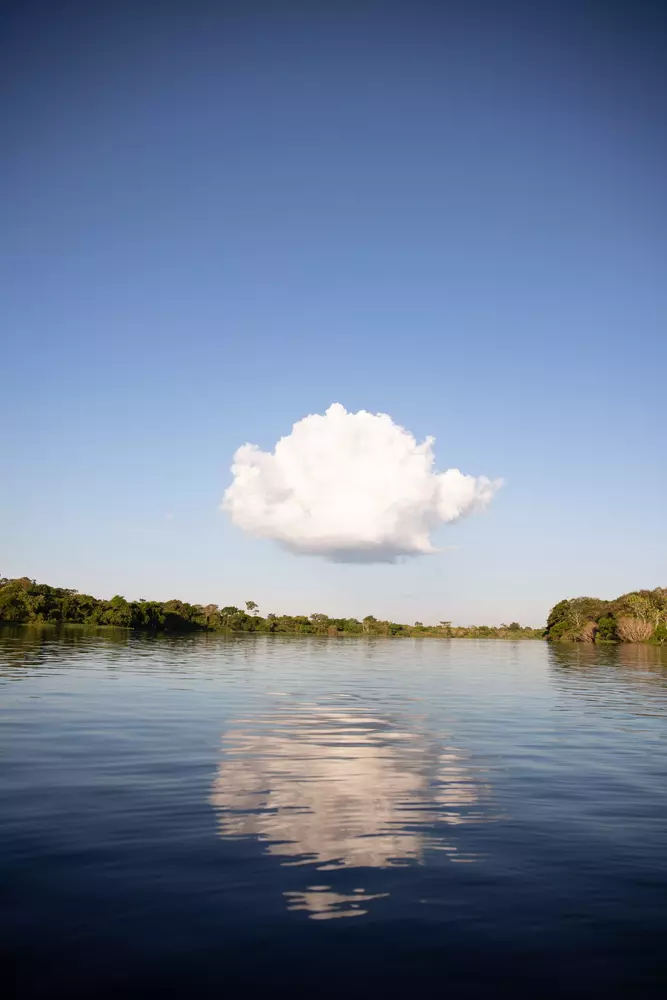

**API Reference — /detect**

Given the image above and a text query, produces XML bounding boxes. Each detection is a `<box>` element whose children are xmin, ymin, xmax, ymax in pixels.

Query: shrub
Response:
<box><xmin>616</xmin><ymin>616</ymin><xmax>654</xmax><ymax>643</ymax></box>
<box><xmin>577</xmin><ymin>620</ymin><xmax>597</xmax><ymax>643</ymax></box>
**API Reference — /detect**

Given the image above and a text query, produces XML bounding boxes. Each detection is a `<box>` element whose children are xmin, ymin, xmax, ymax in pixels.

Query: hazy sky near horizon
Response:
<box><xmin>2</xmin><ymin>1</ymin><xmax>666</xmax><ymax>625</ymax></box>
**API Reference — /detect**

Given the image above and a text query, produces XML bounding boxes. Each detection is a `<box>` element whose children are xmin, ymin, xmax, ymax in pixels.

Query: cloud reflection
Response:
<box><xmin>210</xmin><ymin>705</ymin><xmax>491</xmax><ymax>918</ymax></box>
<box><xmin>284</xmin><ymin>885</ymin><xmax>389</xmax><ymax>920</ymax></box>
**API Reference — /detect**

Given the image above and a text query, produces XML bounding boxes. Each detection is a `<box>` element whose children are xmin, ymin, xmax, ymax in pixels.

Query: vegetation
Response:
<box><xmin>4</xmin><ymin>577</ymin><xmax>664</xmax><ymax>644</ymax></box>
<box><xmin>545</xmin><ymin>588</ymin><xmax>667</xmax><ymax>644</ymax></box>
<box><xmin>0</xmin><ymin>577</ymin><xmax>542</xmax><ymax>639</ymax></box>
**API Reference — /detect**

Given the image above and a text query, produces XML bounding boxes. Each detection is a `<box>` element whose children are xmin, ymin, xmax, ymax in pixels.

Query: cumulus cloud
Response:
<box><xmin>221</xmin><ymin>404</ymin><xmax>501</xmax><ymax>563</ymax></box>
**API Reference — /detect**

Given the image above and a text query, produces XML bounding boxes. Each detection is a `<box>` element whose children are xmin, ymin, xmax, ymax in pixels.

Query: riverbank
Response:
<box><xmin>0</xmin><ymin>576</ymin><xmax>542</xmax><ymax>638</ymax></box>
<box><xmin>545</xmin><ymin>589</ymin><xmax>667</xmax><ymax>645</ymax></box>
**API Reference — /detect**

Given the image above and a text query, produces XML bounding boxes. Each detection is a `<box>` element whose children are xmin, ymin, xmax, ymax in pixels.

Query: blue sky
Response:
<box><xmin>2</xmin><ymin>1</ymin><xmax>665</xmax><ymax>625</ymax></box>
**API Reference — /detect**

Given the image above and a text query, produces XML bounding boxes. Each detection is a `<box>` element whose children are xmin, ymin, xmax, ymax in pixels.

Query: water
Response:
<box><xmin>2</xmin><ymin>630</ymin><xmax>667</xmax><ymax>998</ymax></box>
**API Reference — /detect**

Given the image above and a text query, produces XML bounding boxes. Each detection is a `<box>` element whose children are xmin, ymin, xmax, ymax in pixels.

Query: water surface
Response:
<box><xmin>2</xmin><ymin>630</ymin><xmax>666</xmax><ymax>997</ymax></box>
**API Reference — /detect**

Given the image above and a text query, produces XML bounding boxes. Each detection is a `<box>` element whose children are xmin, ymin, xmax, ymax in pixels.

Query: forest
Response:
<box><xmin>0</xmin><ymin>576</ymin><xmax>541</xmax><ymax>639</ymax></box>
<box><xmin>3</xmin><ymin>577</ymin><xmax>664</xmax><ymax>643</ymax></box>
<box><xmin>544</xmin><ymin>588</ymin><xmax>667</xmax><ymax>644</ymax></box>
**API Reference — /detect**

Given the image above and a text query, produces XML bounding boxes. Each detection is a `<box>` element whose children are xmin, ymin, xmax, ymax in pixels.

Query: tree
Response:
<box><xmin>546</xmin><ymin>589</ymin><xmax>667</xmax><ymax>644</ymax></box>
<box><xmin>596</xmin><ymin>615</ymin><xmax>618</xmax><ymax>641</ymax></box>
<box><xmin>103</xmin><ymin>595</ymin><xmax>132</xmax><ymax>628</ymax></box>
<box><xmin>544</xmin><ymin>598</ymin><xmax>609</xmax><ymax>641</ymax></box>
<box><xmin>546</xmin><ymin>600</ymin><xmax>570</xmax><ymax>635</ymax></box>
<box><xmin>362</xmin><ymin>615</ymin><xmax>376</xmax><ymax>635</ymax></box>
<box><xmin>220</xmin><ymin>606</ymin><xmax>241</xmax><ymax>628</ymax></box>
<box><xmin>653</xmin><ymin>623</ymin><xmax>667</xmax><ymax>645</ymax></box>
<box><xmin>245</xmin><ymin>600</ymin><xmax>259</xmax><ymax>615</ymax></box>
<box><xmin>623</xmin><ymin>594</ymin><xmax>652</xmax><ymax>623</ymax></box>
<box><xmin>310</xmin><ymin>613</ymin><xmax>329</xmax><ymax>633</ymax></box>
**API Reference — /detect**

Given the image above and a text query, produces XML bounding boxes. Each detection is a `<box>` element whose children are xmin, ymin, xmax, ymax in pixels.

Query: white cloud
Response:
<box><xmin>221</xmin><ymin>403</ymin><xmax>501</xmax><ymax>563</ymax></box>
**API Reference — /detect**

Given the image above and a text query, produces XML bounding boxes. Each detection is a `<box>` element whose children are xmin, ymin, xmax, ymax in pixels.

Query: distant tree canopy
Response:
<box><xmin>0</xmin><ymin>576</ymin><xmax>543</xmax><ymax>639</ymax></box>
<box><xmin>4</xmin><ymin>577</ymin><xmax>663</xmax><ymax>643</ymax></box>
<box><xmin>545</xmin><ymin>588</ymin><xmax>667</xmax><ymax>644</ymax></box>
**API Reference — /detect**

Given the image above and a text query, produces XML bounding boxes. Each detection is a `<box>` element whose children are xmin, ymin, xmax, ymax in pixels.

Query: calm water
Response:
<box><xmin>2</xmin><ymin>630</ymin><xmax>667</xmax><ymax>998</ymax></box>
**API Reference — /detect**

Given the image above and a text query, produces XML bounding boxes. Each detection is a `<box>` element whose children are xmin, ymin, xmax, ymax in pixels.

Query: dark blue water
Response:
<box><xmin>2</xmin><ymin>629</ymin><xmax>667</xmax><ymax>998</ymax></box>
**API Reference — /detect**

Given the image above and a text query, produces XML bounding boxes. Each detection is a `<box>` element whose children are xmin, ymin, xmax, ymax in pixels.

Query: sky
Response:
<box><xmin>2</xmin><ymin>0</ymin><xmax>666</xmax><ymax>626</ymax></box>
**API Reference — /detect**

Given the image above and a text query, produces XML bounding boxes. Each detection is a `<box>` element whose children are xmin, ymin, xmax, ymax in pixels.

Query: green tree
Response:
<box><xmin>103</xmin><ymin>595</ymin><xmax>132</xmax><ymax>628</ymax></box>
<box><xmin>596</xmin><ymin>615</ymin><xmax>618</xmax><ymax>641</ymax></box>
<box><xmin>652</xmin><ymin>623</ymin><xmax>667</xmax><ymax>645</ymax></box>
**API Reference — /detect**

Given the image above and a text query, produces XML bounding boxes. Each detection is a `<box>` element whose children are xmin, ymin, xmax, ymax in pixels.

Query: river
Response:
<box><xmin>2</xmin><ymin>629</ymin><xmax>666</xmax><ymax>997</ymax></box>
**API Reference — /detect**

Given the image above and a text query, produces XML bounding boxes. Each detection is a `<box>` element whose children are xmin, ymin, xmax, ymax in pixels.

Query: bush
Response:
<box><xmin>616</xmin><ymin>616</ymin><xmax>654</xmax><ymax>643</ymax></box>
<box><xmin>577</xmin><ymin>620</ymin><xmax>598</xmax><ymax>643</ymax></box>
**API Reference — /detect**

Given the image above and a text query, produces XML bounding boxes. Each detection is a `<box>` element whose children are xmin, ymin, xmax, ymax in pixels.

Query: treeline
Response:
<box><xmin>5</xmin><ymin>577</ymin><xmax>664</xmax><ymax>644</ymax></box>
<box><xmin>545</xmin><ymin>588</ymin><xmax>667</xmax><ymax>644</ymax></box>
<box><xmin>0</xmin><ymin>577</ymin><xmax>542</xmax><ymax>638</ymax></box>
